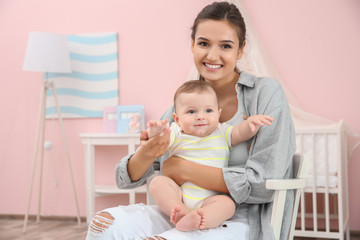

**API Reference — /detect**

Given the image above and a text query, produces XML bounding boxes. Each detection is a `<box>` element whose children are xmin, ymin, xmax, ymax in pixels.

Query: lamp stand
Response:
<box><xmin>23</xmin><ymin>74</ymin><xmax>81</xmax><ymax>232</ymax></box>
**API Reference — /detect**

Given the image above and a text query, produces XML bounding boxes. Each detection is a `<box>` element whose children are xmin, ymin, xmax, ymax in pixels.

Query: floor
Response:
<box><xmin>294</xmin><ymin>237</ymin><xmax>360</xmax><ymax>240</ymax></box>
<box><xmin>0</xmin><ymin>216</ymin><xmax>359</xmax><ymax>240</ymax></box>
<box><xmin>0</xmin><ymin>217</ymin><xmax>88</xmax><ymax>240</ymax></box>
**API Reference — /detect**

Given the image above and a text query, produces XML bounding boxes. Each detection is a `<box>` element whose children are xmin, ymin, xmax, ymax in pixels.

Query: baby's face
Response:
<box><xmin>173</xmin><ymin>90</ymin><xmax>221</xmax><ymax>137</ymax></box>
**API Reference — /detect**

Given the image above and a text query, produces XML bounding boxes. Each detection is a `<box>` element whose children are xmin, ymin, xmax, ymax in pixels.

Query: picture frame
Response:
<box><xmin>103</xmin><ymin>106</ymin><xmax>118</xmax><ymax>133</ymax></box>
<box><xmin>116</xmin><ymin>105</ymin><xmax>145</xmax><ymax>134</ymax></box>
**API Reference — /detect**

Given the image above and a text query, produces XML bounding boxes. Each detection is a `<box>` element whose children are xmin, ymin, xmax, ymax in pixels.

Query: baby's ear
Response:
<box><xmin>218</xmin><ymin>108</ymin><xmax>222</xmax><ymax>117</ymax></box>
<box><xmin>172</xmin><ymin>113</ymin><xmax>180</xmax><ymax>125</ymax></box>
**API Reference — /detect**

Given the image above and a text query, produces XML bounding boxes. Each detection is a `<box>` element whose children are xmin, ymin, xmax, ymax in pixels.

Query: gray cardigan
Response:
<box><xmin>116</xmin><ymin>71</ymin><xmax>296</xmax><ymax>240</ymax></box>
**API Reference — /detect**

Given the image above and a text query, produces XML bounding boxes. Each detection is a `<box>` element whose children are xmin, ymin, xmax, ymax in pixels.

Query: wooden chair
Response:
<box><xmin>266</xmin><ymin>153</ymin><xmax>308</xmax><ymax>240</ymax></box>
<box><xmin>146</xmin><ymin>153</ymin><xmax>308</xmax><ymax>240</ymax></box>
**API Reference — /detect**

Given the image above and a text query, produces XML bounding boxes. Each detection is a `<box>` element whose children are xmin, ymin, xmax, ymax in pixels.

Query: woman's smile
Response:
<box><xmin>204</xmin><ymin>63</ymin><xmax>223</xmax><ymax>71</ymax></box>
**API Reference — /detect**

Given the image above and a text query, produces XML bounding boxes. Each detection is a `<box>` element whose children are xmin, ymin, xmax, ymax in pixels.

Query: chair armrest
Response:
<box><xmin>266</xmin><ymin>178</ymin><xmax>306</xmax><ymax>190</ymax></box>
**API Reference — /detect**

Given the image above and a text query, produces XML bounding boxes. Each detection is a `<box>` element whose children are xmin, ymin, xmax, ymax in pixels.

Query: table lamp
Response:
<box><xmin>22</xmin><ymin>32</ymin><xmax>81</xmax><ymax>232</ymax></box>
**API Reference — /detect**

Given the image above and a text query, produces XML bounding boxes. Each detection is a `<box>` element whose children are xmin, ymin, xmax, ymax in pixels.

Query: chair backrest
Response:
<box><xmin>288</xmin><ymin>153</ymin><xmax>309</xmax><ymax>239</ymax></box>
<box><xmin>266</xmin><ymin>153</ymin><xmax>309</xmax><ymax>240</ymax></box>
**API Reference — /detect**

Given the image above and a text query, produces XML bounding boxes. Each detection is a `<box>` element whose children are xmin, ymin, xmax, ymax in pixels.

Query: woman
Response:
<box><xmin>86</xmin><ymin>2</ymin><xmax>295</xmax><ymax>240</ymax></box>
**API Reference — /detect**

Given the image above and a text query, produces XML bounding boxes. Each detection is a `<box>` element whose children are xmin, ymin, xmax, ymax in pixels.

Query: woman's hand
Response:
<box><xmin>162</xmin><ymin>156</ymin><xmax>191</xmax><ymax>185</ymax></box>
<box><xmin>139</xmin><ymin>126</ymin><xmax>170</xmax><ymax>159</ymax></box>
<box><xmin>128</xmin><ymin>128</ymin><xmax>170</xmax><ymax>181</ymax></box>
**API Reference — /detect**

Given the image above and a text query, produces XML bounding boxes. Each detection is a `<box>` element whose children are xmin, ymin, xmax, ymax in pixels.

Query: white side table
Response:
<box><xmin>80</xmin><ymin>133</ymin><xmax>147</xmax><ymax>224</ymax></box>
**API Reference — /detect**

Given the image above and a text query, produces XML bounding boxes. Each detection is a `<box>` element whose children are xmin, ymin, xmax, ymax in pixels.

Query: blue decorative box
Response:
<box><xmin>116</xmin><ymin>105</ymin><xmax>145</xmax><ymax>134</ymax></box>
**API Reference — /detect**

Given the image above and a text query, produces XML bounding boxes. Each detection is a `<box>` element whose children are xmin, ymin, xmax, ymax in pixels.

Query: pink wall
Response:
<box><xmin>0</xmin><ymin>0</ymin><xmax>359</xmax><ymax>230</ymax></box>
<box><xmin>243</xmin><ymin>0</ymin><xmax>360</xmax><ymax>231</ymax></box>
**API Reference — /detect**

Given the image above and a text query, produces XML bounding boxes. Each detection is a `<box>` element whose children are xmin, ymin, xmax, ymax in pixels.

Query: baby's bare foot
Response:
<box><xmin>197</xmin><ymin>208</ymin><xmax>206</xmax><ymax>230</ymax></box>
<box><xmin>170</xmin><ymin>205</ymin><xmax>187</xmax><ymax>225</ymax></box>
<box><xmin>176</xmin><ymin>208</ymin><xmax>206</xmax><ymax>231</ymax></box>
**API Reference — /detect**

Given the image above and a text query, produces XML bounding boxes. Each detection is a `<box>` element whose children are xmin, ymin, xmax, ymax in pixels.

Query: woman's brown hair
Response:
<box><xmin>191</xmin><ymin>1</ymin><xmax>246</xmax><ymax>47</ymax></box>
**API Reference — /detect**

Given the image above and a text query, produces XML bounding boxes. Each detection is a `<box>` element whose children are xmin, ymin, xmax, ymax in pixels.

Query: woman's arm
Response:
<box><xmin>116</xmin><ymin>106</ymin><xmax>175</xmax><ymax>188</ymax></box>
<box><xmin>162</xmin><ymin>156</ymin><xmax>229</xmax><ymax>193</ymax></box>
<box><xmin>128</xmin><ymin>130</ymin><xmax>170</xmax><ymax>181</ymax></box>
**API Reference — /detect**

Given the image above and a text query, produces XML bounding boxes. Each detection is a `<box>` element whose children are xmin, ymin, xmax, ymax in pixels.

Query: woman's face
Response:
<box><xmin>191</xmin><ymin>20</ymin><xmax>244</xmax><ymax>84</ymax></box>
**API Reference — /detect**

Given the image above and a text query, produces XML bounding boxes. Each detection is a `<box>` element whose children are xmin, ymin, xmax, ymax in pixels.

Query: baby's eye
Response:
<box><xmin>206</xmin><ymin>109</ymin><xmax>213</xmax><ymax>113</ymax></box>
<box><xmin>187</xmin><ymin>110</ymin><xmax>195</xmax><ymax>114</ymax></box>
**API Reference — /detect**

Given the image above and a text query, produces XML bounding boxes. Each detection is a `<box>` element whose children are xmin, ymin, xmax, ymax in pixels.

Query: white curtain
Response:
<box><xmin>187</xmin><ymin>0</ymin><xmax>360</xmax><ymax>158</ymax></box>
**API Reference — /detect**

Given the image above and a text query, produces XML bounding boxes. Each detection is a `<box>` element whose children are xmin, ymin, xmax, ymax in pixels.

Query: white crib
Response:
<box><xmin>293</xmin><ymin>120</ymin><xmax>350</xmax><ymax>239</ymax></box>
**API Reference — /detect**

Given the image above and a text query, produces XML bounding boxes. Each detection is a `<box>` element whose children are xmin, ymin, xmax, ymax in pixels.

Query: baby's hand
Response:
<box><xmin>146</xmin><ymin>119</ymin><xmax>170</xmax><ymax>139</ymax></box>
<box><xmin>247</xmin><ymin>115</ymin><xmax>274</xmax><ymax>132</ymax></box>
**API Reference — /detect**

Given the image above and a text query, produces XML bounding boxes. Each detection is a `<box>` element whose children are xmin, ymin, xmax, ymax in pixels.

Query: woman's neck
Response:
<box><xmin>205</xmin><ymin>72</ymin><xmax>240</xmax><ymax>123</ymax></box>
<box><xmin>205</xmin><ymin>72</ymin><xmax>239</xmax><ymax>101</ymax></box>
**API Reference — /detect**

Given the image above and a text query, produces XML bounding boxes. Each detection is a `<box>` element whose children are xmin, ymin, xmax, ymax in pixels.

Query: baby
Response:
<box><xmin>147</xmin><ymin>80</ymin><xmax>273</xmax><ymax>231</ymax></box>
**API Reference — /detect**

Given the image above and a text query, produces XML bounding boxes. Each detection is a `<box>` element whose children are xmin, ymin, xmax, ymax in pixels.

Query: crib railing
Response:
<box><xmin>293</xmin><ymin>123</ymin><xmax>350</xmax><ymax>240</ymax></box>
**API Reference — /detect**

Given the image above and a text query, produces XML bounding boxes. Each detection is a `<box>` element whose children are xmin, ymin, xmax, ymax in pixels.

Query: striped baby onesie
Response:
<box><xmin>168</xmin><ymin>122</ymin><xmax>233</xmax><ymax>210</ymax></box>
